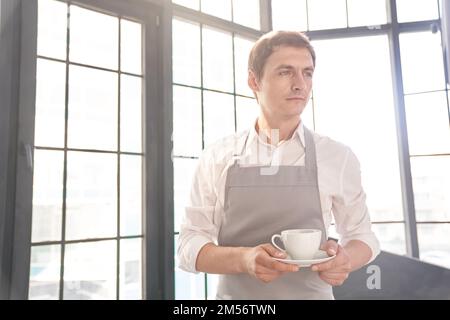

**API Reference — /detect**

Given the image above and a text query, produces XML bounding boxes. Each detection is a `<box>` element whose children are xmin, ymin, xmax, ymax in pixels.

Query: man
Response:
<box><xmin>177</xmin><ymin>31</ymin><xmax>380</xmax><ymax>299</ymax></box>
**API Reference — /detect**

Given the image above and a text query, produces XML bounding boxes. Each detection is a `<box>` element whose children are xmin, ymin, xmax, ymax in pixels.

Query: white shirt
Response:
<box><xmin>177</xmin><ymin>121</ymin><xmax>380</xmax><ymax>273</ymax></box>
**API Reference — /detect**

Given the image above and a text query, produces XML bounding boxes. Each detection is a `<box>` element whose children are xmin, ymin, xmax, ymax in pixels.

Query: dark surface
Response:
<box><xmin>334</xmin><ymin>251</ymin><xmax>450</xmax><ymax>299</ymax></box>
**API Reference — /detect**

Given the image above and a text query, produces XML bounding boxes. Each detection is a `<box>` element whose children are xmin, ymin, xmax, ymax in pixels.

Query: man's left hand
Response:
<box><xmin>311</xmin><ymin>240</ymin><xmax>352</xmax><ymax>286</ymax></box>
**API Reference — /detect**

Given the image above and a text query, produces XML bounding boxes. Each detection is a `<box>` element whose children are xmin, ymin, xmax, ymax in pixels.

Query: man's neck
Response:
<box><xmin>256</xmin><ymin>115</ymin><xmax>301</xmax><ymax>145</ymax></box>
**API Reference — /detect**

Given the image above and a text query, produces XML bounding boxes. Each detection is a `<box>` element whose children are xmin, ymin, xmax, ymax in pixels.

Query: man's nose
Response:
<box><xmin>292</xmin><ymin>73</ymin><xmax>306</xmax><ymax>91</ymax></box>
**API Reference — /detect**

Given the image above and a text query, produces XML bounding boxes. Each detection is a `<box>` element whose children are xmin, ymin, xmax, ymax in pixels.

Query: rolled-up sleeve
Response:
<box><xmin>332</xmin><ymin>148</ymin><xmax>380</xmax><ymax>263</ymax></box>
<box><xmin>177</xmin><ymin>149</ymin><xmax>219</xmax><ymax>273</ymax></box>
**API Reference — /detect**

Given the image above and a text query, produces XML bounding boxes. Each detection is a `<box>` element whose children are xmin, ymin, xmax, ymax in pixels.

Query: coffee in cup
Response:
<box><xmin>271</xmin><ymin>229</ymin><xmax>322</xmax><ymax>260</ymax></box>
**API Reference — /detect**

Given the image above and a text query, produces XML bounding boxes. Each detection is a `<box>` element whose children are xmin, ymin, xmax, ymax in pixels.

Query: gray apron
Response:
<box><xmin>216</xmin><ymin>127</ymin><xmax>333</xmax><ymax>300</ymax></box>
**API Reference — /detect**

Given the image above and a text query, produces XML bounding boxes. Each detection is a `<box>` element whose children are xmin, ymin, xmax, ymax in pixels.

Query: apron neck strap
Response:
<box><xmin>304</xmin><ymin>127</ymin><xmax>317</xmax><ymax>171</ymax></box>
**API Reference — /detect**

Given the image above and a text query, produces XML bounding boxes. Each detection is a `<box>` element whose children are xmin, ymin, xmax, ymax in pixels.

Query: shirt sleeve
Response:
<box><xmin>177</xmin><ymin>148</ymin><xmax>220</xmax><ymax>273</ymax></box>
<box><xmin>332</xmin><ymin>148</ymin><xmax>381</xmax><ymax>264</ymax></box>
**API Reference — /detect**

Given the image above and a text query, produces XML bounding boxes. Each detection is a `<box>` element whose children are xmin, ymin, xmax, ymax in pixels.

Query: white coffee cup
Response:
<box><xmin>271</xmin><ymin>229</ymin><xmax>322</xmax><ymax>260</ymax></box>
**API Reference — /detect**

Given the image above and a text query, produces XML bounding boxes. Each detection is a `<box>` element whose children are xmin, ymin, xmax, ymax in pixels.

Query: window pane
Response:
<box><xmin>70</xmin><ymin>5</ymin><xmax>118</xmax><ymax>70</ymax></box>
<box><xmin>372</xmin><ymin>223</ymin><xmax>406</xmax><ymax>255</ymax></box>
<box><xmin>121</xmin><ymin>19</ymin><xmax>142</xmax><ymax>75</ymax></box>
<box><xmin>120</xmin><ymin>155</ymin><xmax>142</xmax><ymax>236</ymax></box>
<box><xmin>120</xmin><ymin>74</ymin><xmax>142</xmax><ymax>153</ymax></box>
<box><xmin>418</xmin><ymin>223</ymin><xmax>450</xmax><ymax>269</ymax></box>
<box><xmin>174</xmin><ymin>157</ymin><xmax>199</xmax><ymax>233</ymax></box>
<box><xmin>66</xmin><ymin>151</ymin><xmax>117</xmax><ymax>240</ymax></box>
<box><xmin>203</xmin><ymin>91</ymin><xmax>235</xmax><ymax>147</ymax></box>
<box><xmin>38</xmin><ymin>0</ymin><xmax>67</xmax><ymax>60</ymax></box>
<box><xmin>232</xmin><ymin>0</ymin><xmax>260</xmax><ymax>29</ymax></box>
<box><xmin>396</xmin><ymin>0</ymin><xmax>439</xmax><ymax>23</ymax></box>
<box><xmin>234</xmin><ymin>36</ymin><xmax>255</xmax><ymax>97</ymax></box>
<box><xmin>411</xmin><ymin>156</ymin><xmax>450</xmax><ymax>222</ymax></box>
<box><xmin>174</xmin><ymin>235</ymin><xmax>205</xmax><ymax>299</ymax></box>
<box><xmin>32</xmin><ymin>150</ymin><xmax>64</xmax><ymax>243</ymax></box>
<box><xmin>347</xmin><ymin>0</ymin><xmax>387</xmax><ymax>27</ymax></box>
<box><xmin>68</xmin><ymin>65</ymin><xmax>118</xmax><ymax>151</ymax></box>
<box><xmin>173</xmin><ymin>86</ymin><xmax>203</xmax><ymax>157</ymax></box>
<box><xmin>206</xmin><ymin>274</ymin><xmax>219</xmax><ymax>299</ymax></box>
<box><xmin>308</xmin><ymin>0</ymin><xmax>347</xmax><ymax>30</ymax></box>
<box><xmin>120</xmin><ymin>238</ymin><xmax>142</xmax><ymax>299</ymax></box>
<box><xmin>313</xmin><ymin>36</ymin><xmax>403</xmax><ymax>222</ymax></box>
<box><xmin>29</xmin><ymin>245</ymin><xmax>61</xmax><ymax>300</ymax></box>
<box><xmin>35</xmin><ymin>58</ymin><xmax>66</xmax><ymax>148</ymax></box>
<box><xmin>236</xmin><ymin>96</ymin><xmax>258</xmax><ymax>132</ymax></box>
<box><xmin>64</xmin><ymin>240</ymin><xmax>116</xmax><ymax>300</ymax></box>
<box><xmin>202</xmin><ymin>26</ymin><xmax>234</xmax><ymax>93</ymax></box>
<box><xmin>201</xmin><ymin>0</ymin><xmax>231</xmax><ymax>21</ymax></box>
<box><xmin>271</xmin><ymin>0</ymin><xmax>307</xmax><ymax>31</ymax></box>
<box><xmin>172</xmin><ymin>0</ymin><xmax>200</xmax><ymax>10</ymax></box>
<box><xmin>172</xmin><ymin>18</ymin><xmax>201</xmax><ymax>87</ymax></box>
<box><xmin>404</xmin><ymin>91</ymin><xmax>450</xmax><ymax>155</ymax></box>
<box><xmin>400</xmin><ymin>31</ymin><xmax>446</xmax><ymax>94</ymax></box>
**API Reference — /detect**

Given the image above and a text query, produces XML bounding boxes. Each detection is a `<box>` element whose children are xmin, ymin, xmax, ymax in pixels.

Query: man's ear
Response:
<box><xmin>248</xmin><ymin>70</ymin><xmax>260</xmax><ymax>93</ymax></box>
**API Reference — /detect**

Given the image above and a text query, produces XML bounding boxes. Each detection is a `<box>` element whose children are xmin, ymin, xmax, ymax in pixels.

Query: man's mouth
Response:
<box><xmin>286</xmin><ymin>96</ymin><xmax>306</xmax><ymax>101</ymax></box>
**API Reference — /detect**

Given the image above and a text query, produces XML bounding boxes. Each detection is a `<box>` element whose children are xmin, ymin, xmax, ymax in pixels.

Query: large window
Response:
<box><xmin>281</xmin><ymin>0</ymin><xmax>449</xmax><ymax>267</ymax></box>
<box><xmin>312</xmin><ymin>35</ymin><xmax>405</xmax><ymax>254</ymax></box>
<box><xmin>29</xmin><ymin>0</ymin><xmax>146</xmax><ymax>300</ymax></box>
<box><xmin>171</xmin><ymin>3</ymin><xmax>259</xmax><ymax>298</ymax></box>
<box><xmin>399</xmin><ymin>28</ymin><xmax>450</xmax><ymax>268</ymax></box>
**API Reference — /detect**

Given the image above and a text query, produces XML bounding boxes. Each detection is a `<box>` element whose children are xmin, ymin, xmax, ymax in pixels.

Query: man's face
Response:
<box><xmin>249</xmin><ymin>46</ymin><xmax>314</xmax><ymax>121</ymax></box>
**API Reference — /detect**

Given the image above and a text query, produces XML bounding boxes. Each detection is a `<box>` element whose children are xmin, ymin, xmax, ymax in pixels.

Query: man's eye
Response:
<box><xmin>279</xmin><ymin>70</ymin><xmax>290</xmax><ymax>76</ymax></box>
<box><xmin>304</xmin><ymin>72</ymin><xmax>313</xmax><ymax>78</ymax></box>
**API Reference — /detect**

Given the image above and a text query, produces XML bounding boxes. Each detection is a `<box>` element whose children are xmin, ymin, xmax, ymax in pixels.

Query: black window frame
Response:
<box><xmin>0</xmin><ymin>0</ymin><xmax>174</xmax><ymax>300</ymax></box>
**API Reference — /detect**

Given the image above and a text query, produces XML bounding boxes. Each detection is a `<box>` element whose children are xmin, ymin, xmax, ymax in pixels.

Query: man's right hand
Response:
<box><xmin>241</xmin><ymin>243</ymin><xmax>299</xmax><ymax>283</ymax></box>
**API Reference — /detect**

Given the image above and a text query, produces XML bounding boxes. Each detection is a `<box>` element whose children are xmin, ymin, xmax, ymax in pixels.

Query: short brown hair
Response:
<box><xmin>248</xmin><ymin>31</ymin><xmax>316</xmax><ymax>81</ymax></box>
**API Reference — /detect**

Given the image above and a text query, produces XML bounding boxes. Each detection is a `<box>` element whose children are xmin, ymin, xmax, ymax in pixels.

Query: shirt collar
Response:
<box><xmin>247</xmin><ymin>118</ymin><xmax>306</xmax><ymax>149</ymax></box>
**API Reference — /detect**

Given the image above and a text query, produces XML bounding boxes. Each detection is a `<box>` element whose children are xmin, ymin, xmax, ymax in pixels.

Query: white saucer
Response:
<box><xmin>273</xmin><ymin>250</ymin><xmax>336</xmax><ymax>267</ymax></box>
